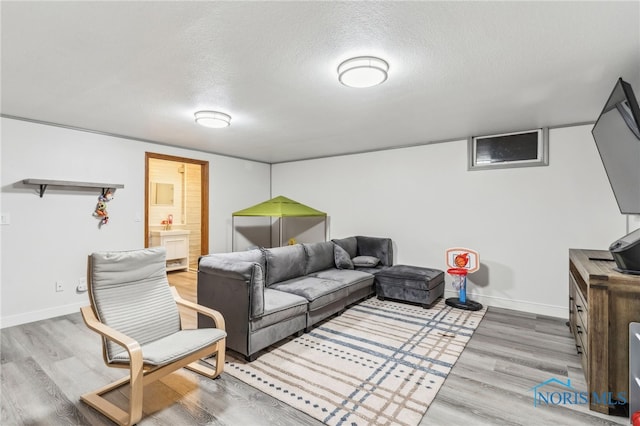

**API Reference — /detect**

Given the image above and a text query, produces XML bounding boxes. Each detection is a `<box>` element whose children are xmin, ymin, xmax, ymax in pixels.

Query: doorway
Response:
<box><xmin>145</xmin><ymin>152</ymin><xmax>209</xmax><ymax>270</ymax></box>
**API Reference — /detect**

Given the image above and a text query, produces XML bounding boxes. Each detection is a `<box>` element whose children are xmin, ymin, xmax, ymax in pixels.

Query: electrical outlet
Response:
<box><xmin>0</xmin><ymin>213</ymin><xmax>10</xmax><ymax>225</ymax></box>
<box><xmin>55</xmin><ymin>281</ymin><xmax>64</xmax><ymax>292</ymax></box>
<box><xmin>77</xmin><ymin>278</ymin><xmax>87</xmax><ymax>292</ymax></box>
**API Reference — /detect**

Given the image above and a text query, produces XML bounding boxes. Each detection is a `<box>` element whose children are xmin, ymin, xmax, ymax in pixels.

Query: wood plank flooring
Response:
<box><xmin>0</xmin><ymin>271</ymin><xmax>629</xmax><ymax>425</ymax></box>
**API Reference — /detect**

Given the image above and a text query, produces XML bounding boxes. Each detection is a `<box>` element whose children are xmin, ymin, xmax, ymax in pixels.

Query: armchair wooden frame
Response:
<box><xmin>80</xmin><ymin>287</ymin><xmax>226</xmax><ymax>426</ymax></box>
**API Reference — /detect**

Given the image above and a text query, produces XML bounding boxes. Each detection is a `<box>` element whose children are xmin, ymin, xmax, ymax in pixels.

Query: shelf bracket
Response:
<box><xmin>38</xmin><ymin>184</ymin><xmax>48</xmax><ymax>198</ymax></box>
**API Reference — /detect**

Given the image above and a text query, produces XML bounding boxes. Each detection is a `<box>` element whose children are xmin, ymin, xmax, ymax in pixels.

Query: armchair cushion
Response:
<box><xmin>109</xmin><ymin>328</ymin><xmax>226</xmax><ymax>366</ymax></box>
<box><xmin>90</xmin><ymin>247</ymin><xmax>181</xmax><ymax>363</ymax></box>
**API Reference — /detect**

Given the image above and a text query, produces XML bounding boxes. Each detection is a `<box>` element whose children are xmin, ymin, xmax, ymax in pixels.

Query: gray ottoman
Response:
<box><xmin>375</xmin><ymin>265</ymin><xmax>445</xmax><ymax>308</ymax></box>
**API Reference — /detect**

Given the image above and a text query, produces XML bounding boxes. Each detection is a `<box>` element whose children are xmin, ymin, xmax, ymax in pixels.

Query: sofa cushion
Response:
<box><xmin>270</xmin><ymin>276</ymin><xmax>349</xmax><ymax>310</ymax></box>
<box><xmin>352</xmin><ymin>255</ymin><xmax>380</xmax><ymax>267</ymax></box>
<box><xmin>303</xmin><ymin>241</ymin><xmax>335</xmax><ymax>275</ymax></box>
<box><xmin>310</xmin><ymin>269</ymin><xmax>373</xmax><ymax>294</ymax></box>
<box><xmin>354</xmin><ymin>265</ymin><xmax>390</xmax><ymax>275</ymax></box>
<box><xmin>264</xmin><ymin>245</ymin><xmax>307</xmax><ymax>286</ymax></box>
<box><xmin>250</xmin><ymin>289</ymin><xmax>308</xmax><ymax>332</ymax></box>
<box><xmin>332</xmin><ymin>237</ymin><xmax>357</xmax><ymax>259</ymax></box>
<box><xmin>333</xmin><ymin>244</ymin><xmax>354</xmax><ymax>270</ymax></box>
<box><xmin>356</xmin><ymin>236</ymin><xmax>393</xmax><ymax>266</ymax></box>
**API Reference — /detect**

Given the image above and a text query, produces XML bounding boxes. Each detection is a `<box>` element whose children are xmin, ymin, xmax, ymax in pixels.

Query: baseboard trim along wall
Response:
<box><xmin>1</xmin><ymin>290</ymin><xmax>567</xmax><ymax>329</ymax></box>
<box><xmin>443</xmin><ymin>289</ymin><xmax>567</xmax><ymax>319</ymax></box>
<box><xmin>0</xmin><ymin>301</ymin><xmax>87</xmax><ymax>329</ymax></box>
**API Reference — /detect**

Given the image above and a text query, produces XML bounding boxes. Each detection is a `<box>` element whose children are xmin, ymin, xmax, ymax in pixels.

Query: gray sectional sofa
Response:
<box><xmin>197</xmin><ymin>236</ymin><xmax>393</xmax><ymax>361</ymax></box>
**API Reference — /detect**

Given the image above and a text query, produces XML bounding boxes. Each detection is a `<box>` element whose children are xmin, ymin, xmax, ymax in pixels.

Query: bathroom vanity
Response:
<box><xmin>150</xmin><ymin>229</ymin><xmax>190</xmax><ymax>271</ymax></box>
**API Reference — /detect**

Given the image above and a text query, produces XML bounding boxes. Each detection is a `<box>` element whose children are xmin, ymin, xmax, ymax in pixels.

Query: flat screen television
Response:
<box><xmin>591</xmin><ymin>77</ymin><xmax>640</xmax><ymax>214</ymax></box>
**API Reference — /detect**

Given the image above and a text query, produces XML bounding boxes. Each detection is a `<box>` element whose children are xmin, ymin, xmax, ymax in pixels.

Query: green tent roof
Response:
<box><xmin>233</xmin><ymin>195</ymin><xmax>326</xmax><ymax>217</ymax></box>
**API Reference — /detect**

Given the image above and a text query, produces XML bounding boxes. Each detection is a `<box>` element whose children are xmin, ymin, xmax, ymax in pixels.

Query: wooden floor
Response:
<box><xmin>0</xmin><ymin>271</ymin><xmax>628</xmax><ymax>425</ymax></box>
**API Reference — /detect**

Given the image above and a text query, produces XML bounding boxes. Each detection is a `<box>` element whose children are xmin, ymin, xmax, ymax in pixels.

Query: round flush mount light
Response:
<box><xmin>337</xmin><ymin>56</ymin><xmax>389</xmax><ymax>88</ymax></box>
<box><xmin>194</xmin><ymin>111</ymin><xmax>231</xmax><ymax>128</ymax></box>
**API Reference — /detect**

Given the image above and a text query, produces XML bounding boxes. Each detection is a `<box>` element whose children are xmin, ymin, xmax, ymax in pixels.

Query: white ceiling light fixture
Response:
<box><xmin>194</xmin><ymin>111</ymin><xmax>231</xmax><ymax>128</ymax></box>
<box><xmin>338</xmin><ymin>56</ymin><xmax>389</xmax><ymax>88</ymax></box>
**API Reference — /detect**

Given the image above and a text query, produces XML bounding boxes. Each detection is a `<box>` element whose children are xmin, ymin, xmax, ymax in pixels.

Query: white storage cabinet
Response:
<box><xmin>150</xmin><ymin>230</ymin><xmax>190</xmax><ymax>271</ymax></box>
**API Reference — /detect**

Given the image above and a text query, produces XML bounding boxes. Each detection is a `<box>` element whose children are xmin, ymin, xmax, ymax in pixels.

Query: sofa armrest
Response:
<box><xmin>198</xmin><ymin>257</ymin><xmax>265</xmax><ymax>319</ymax></box>
<box><xmin>356</xmin><ymin>236</ymin><xmax>394</xmax><ymax>266</ymax></box>
<box><xmin>199</xmin><ymin>256</ymin><xmax>263</xmax><ymax>282</ymax></box>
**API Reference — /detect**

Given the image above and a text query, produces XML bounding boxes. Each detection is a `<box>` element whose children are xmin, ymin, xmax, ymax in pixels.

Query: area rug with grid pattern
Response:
<box><xmin>224</xmin><ymin>297</ymin><xmax>486</xmax><ymax>426</ymax></box>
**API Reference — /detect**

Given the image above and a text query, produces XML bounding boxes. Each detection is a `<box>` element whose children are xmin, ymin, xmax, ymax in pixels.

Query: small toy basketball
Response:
<box><xmin>445</xmin><ymin>248</ymin><xmax>482</xmax><ymax>311</ymax></box>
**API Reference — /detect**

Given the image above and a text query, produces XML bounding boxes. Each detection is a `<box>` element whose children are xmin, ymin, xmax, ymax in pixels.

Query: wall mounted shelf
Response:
<box><xmin>23</xmin><ymin>179</ymin><xmax>124</xmax><ymax>198</ymax></box>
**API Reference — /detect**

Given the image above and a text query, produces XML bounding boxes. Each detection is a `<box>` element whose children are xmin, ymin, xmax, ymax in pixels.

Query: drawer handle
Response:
<box><xmin>576</xmin><ymin>305</ymin><xmax>583</xmax><ymax>313</ymax></box>
<box><xmin>576</xmin><ymin>325</ymin><xmax>583</xmax><ymax>334</ymax></box>
<box><xmin>576</xmin><ymin>344</ymin><xmax>582</xmax><ymax>355</ymax></box>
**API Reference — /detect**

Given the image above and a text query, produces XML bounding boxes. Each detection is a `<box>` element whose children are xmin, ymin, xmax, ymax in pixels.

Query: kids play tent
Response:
<box><xmin>232</xmin><ymin>196</ymin><xmax>327</xmax><ymax>250</ymax></box>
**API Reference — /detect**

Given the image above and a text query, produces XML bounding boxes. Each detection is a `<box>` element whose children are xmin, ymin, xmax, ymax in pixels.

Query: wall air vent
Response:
<box><xmin>468</xmin><ymin>128</ymin><xmax>549</xmax><ymax>170</ymax></box>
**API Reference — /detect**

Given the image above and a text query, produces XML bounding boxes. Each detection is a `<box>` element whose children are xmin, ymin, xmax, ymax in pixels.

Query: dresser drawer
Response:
<box><xmin>574</xmin><ymin>287</ymin><xmax>588</xmax><ymax>335</ymax></box>
<box><xmin>570</xmin><ymin>274</ymin><xmax>588</xmax><ymax>334</ymax></box>
<box><xmin>578</xmin><ymin>344</ymin><xmax>588</xmax><ymax>379</ymax></box>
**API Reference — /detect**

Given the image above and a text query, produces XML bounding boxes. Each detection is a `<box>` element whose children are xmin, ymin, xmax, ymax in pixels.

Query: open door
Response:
<box><xmin>145</xmin><ymin>152</ymin><xmax>209</xmax><ymax>270</ymax></box>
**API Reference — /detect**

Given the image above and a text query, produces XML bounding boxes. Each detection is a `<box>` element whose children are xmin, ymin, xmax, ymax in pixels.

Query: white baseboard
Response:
<box><xmin>1</xmin><ymin>291</ymin><xmax>568</xmax><ymax>328</ymax></box>
<box><xmin>1</xmin><ymin>301</ymin><xmax>86</xmax><ymax>329</ymax></box>
<box><xmin>443</xmin><ymin>289</ymin><xmax>567</xmax><ymax>319</ymax></box>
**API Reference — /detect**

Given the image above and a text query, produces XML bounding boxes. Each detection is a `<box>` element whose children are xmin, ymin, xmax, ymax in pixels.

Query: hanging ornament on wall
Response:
<box><xmin>93</xmin><ymin>190</ymin><xmax>113</xmax><ymax>227</ymax></box>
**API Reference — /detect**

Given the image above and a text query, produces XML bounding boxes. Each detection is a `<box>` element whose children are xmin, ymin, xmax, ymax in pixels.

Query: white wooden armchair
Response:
<box><xmin>80</xmin><ymin>247</ymin><xmax>226</xmax><ymax>426</ymax></box>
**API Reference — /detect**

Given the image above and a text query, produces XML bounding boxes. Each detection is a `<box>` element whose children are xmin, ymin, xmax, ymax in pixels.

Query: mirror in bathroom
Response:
<box><xmin>151</xmin><ymin>182</ymin><xmax>174</xmax><ymax>205</ymax></box>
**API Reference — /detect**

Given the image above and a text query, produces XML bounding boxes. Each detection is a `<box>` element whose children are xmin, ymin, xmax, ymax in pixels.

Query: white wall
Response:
<box><xmin>0</xmin><ymin>118</ymin><xmax>271</xmax><ymax>327</ymax></box>
<box><xmin>3</xmin><ymin>119</ymin><xmax>636</xmax><ymax>326</ymax></box>
<box><xmin>272</xmin><ymin>125</ymin><xmax>637</xmax><ymax>318</ymax></box>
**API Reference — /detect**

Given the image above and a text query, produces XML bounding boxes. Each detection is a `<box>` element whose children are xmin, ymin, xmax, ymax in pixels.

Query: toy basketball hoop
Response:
<box><xmin>445</xmin><ymin>248</ymin><xmax>483</xmax><ymax>311</ymax></box>
<box><xmin>447</xmin><ymin>267</ymin><xmax>468</xmax><ymax>290</ymax></box>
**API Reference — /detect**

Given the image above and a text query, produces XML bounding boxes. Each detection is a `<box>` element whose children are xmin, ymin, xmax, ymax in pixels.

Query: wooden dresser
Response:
<box><xmin>568</xmin><ymin>248</ymin><xmax>640</xmax><ymax>414</ymax></box>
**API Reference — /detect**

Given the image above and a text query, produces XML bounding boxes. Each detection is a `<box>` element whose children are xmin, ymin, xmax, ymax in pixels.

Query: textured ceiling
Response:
<box><xmin>2</xmin><ymin>1</ymin><xmax>639</xmax><ymax>163</ymax></box>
